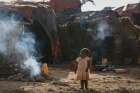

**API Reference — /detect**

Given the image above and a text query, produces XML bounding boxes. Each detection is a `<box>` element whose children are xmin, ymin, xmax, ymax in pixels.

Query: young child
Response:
<box><xmin>75</xmin><ymin>48</ymin><xmax>92</xmax><ymax>90</ymax></box>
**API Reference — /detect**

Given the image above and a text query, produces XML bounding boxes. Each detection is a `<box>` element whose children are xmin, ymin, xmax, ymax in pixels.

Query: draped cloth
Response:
<box><xmin>76</xmin><ymin>57</ymin><xmax>90</xmax><ymax>80</ymax></box>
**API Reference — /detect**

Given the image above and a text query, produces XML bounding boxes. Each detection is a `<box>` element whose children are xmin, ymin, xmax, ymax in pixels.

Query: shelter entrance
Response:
<box><xmin>31</xmin><ymin>20</ymin><xmax>53</xmax><ymax>64</ymax></box>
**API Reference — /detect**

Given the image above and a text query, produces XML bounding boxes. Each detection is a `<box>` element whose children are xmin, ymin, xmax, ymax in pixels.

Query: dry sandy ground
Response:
<box><xmin>0</xmin><ymin>66</ymin><xmax>140</xmax><ymax>93</ymax></box>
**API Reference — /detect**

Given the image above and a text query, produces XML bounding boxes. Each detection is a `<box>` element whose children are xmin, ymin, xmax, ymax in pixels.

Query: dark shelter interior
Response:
<box><xmin>31</xmin><ymin>20</ymin><xmax>53</xmax><ymax>64</ymax></box>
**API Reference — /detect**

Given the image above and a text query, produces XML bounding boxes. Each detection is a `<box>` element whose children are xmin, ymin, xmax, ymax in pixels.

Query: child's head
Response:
<box><xmin>80</xmin><ymin>48</ymin><xmax>91</xmax><ymax>58</ymax></box>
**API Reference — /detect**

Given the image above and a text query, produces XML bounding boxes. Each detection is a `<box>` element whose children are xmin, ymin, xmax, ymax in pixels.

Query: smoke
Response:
<box><xmin>0</xmin><ymin>13</ymin><xmax>41</xmax><ymax>77</ymax></box>
<box><xmin>23</xmin><ymin>57</ymin><xmax>41</xmax><ymax>77</ymax></box>
<box><xmin>97</xmin><ymin>20</ymin><xmax>110</xmax><ymax>40</ymax></box>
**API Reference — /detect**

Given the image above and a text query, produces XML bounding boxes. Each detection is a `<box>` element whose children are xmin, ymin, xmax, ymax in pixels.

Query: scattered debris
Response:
<box><xmin>114</xmin><ymin>69</ymin><xmax>128</xmax><ymax>74</ymax></box>
<box><xmin>0</xmin><ymin>67</ymin><xmax>140</xmax><ymax>93</ymax></box>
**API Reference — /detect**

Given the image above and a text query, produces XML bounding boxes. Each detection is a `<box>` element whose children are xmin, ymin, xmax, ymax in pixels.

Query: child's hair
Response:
<box><xmin>80</xmin><ymin>48</ymin><xmax>91</xmax><ymax>57</ymax></box>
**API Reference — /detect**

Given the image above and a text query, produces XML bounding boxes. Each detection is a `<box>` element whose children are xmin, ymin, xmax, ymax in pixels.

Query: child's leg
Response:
<box><xmin>84</xmin><ymin>80</ymin><xmax>88</xmax><ymax>89</ymax></box>
<box><xmin>80</xmin><ymin>80</ymin><xmax>84</xmax><ymax>89</ymax></box>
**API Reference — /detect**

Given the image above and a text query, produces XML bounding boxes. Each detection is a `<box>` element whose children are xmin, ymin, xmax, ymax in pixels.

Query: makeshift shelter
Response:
<box><xmin>0</xmin><ymin>1</ymin><xmax>61</xmax><ymax>78</ymax></box>
<box><xmin>0</xmin><ymin>2</ymin><xmax>60</xmax><ymax>64</ymax></box>
<box><xmin>14</xmin><ymin>2</ymin><xmax>60</xmax><ymax>63</ymax></box>
<box><xmin>58</xmin><ymin>8</ymin><xmax>140</xmax><ymax>65</ymax></box>
<box><xmin>115</xmin><ymin>3</ymin><xmax>140</xmax><ymax>26</ymax></box>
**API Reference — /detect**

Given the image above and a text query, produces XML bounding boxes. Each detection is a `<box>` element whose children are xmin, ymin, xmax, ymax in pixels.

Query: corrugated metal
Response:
<box><xmin>115</xmin><ymin>3</ymin><xmax>140</xmax><ymax>17</ymax></box>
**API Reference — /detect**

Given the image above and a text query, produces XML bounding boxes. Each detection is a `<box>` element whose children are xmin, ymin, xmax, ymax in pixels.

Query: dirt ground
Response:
<box><xmin>0</xmin><ymin>66</ymin><xmax>140</xmax><ymax>93</ymax></box>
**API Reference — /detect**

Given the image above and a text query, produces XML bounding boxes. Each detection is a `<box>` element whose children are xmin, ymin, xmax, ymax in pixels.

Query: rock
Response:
<box><xmin>51</xmin><ymin>80</ymin><xmax>69</xmax><ymax>86</ymax></box>
<box><xmin>114</xmin><ymin>69</ymin><xmax>127</xmax><ymax>74</ymax></box>
<box><xmin>48</xmin><ymin>88</ymin><xmax>55</xmax><ymax>92</ymax></box>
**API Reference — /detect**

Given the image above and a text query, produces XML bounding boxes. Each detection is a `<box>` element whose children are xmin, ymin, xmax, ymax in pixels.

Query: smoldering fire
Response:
<box><xmin>0</xmin><ymin>13</ymin><xmax>41</xmax><ymax>77</ymax></box>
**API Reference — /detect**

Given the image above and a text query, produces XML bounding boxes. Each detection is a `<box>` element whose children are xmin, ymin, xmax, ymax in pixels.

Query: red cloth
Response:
<box><xmin>51</xmin><ymin>39</ymin><xmax>61</xmax><ymax>57</ymax></box>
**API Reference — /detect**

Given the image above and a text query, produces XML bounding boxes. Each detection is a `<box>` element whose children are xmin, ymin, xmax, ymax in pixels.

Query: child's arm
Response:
<box><xmin>86</xmin><ymin>58</ymin><xmax>91</xmax><ymax>72</ymax></box>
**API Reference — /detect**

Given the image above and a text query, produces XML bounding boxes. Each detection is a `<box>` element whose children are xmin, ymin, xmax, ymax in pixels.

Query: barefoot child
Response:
<box><xmin>75</xmin><ymin>48</ymin><xmax>92</xmax><ymax>90</ymax></box>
